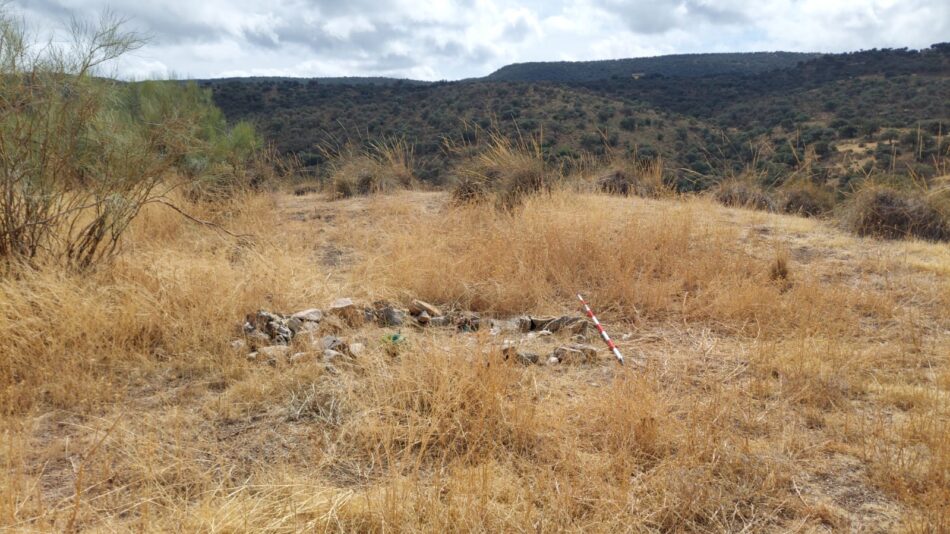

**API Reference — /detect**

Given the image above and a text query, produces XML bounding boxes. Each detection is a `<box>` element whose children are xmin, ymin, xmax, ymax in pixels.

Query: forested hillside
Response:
<box><xmin>202</xmin><ymin>44</ymin><xmax>950</xmax><ymax>190</ymax></box>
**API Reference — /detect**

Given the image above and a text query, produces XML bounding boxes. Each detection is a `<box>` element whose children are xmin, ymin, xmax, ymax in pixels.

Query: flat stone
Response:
<box><xmin>328</xmin><ymin>298</ymin><xmax>364</xmax><ymax>327</ymax></box>
<box><xmin>416</xmin><ymin>311</ymin><xmax>431</xmax><ymax>325</ymax></box>
<box><xmin>291</xmin><ymin>308</ymin><xmax>323</xmax><ymax>322</ymax></box>
<box><xmin>552</xmin><ymin>344</ymin><xmax>598</xmax><ymax>364</ymax></box>
<box><xmin>258</xmin><ymin>345</ymin><xmax>291</xmax><ymax>358</ymax></box>
<box><xmin>408</xmin><ymin>299</ymin><xmax>441</xmax><ymax>317</ymax></box>
<box><xmin>286</xmin><ymin>317</ymin><xmax>304</xmax><ymax>334</ymax></box>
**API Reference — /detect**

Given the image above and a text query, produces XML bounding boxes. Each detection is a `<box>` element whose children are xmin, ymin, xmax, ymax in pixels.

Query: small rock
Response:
<box><xmin>428</xmin><ymin>315</ymin><xmax>452</xmax><ymax>327</ymax></box>
<box><xmin>286</xmin><ymin>317</ymin><xmax>304</xmax><ymax>334</ymax></box>
<box><xmin>247</xmin><ymin>351</ymin><xmax>259</xmax><ymax>361</ymax></box>
<box><xmin>546</xmin><ymin>356</ymin><xmax>560</xmax><ymax>365</ymax></box>
<box><xmin>416</xmin><ymin>311</ymin><xmax>431</xmax><ymax>325</ymax></box>
<box><xmin>322</xmin><ymin>349</ymin><xmax>345</xmax><ymax>362</ymax></box>
<box><xmin>229</xmin><ymin>339</ymin><xmax>247</xmax><ymax>351</ymax></box>
<box><xmin>409</xmin><ymin>299</ymin><xmax>441</xmax><ymax>317</ymax></box>
<box><xmin>552</xmin><ymin>344</ymin><xmax>598</xmax><ymax>365</ymax></box>
<box><xmin>349</xmin><ymin>342</ymin><xmax>365</xmax><ymax>356</ymax></box>
<box><xmin>378</xmin><ymin>306</ymin><xmax>406</xmax><ymax>327</ymax></box>
<box><xmin>291</xmin><ymin>309</ymin><xmax>323</xmax><ymax>322</ymax></box>
<box><xmin>328</xmin><ymin>298</ymin><xmax>364</xmax><ymax>327</ymax></box>
<box><xmin>456</xmin><ymin>312</ymin><xmax>481</xmax><ymax>332</ymax></box>
<box><xmin>246</xmin><ymin>330</ymin><xmax>271</xmax><ymax>348</ymax></box>
<box><xmin>258</xmin><ymin>345</ymin><xmax>291</xmax><ymax>359</ymax></box>
<box><xmin>289</xmin><ymin>352</ymin><xmax>310</xmax><ymax>364</ymax></box>
<box><xmin>502</xmin><ymin>346</ymin><xmax>539</xmax><ymax>365</ymax></box>
<box><xmin>490</xmin><ymin>318</ymin><xmax>521</xmax><ymax>334</ymax></box>
<box><xmin>530</xmin><ymin>316</ymin><xmax>558</xmax><ymax>331</ymax></box>
<box><xmin>537</xmin><ymin>329</ymin><xmax>553</xmax><ymax>337</ymax></box>
<box><xmin>316</xmin><ymin>335</ymin><xmax>345</xmax><ymax>351</ymax></box>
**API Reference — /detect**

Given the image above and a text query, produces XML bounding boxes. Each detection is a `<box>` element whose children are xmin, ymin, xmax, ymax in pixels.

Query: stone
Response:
<box><xmin>229</xmin><ymin>339</ymin><xmax>247</xmax><ymax>351</ymax></box>
<box><xmin>537</xmin><ymin>329</ymin><xmax>553</xmax><ymax>337</ymax></box>
<box><xmin>258</xmin><ymin>345</ymin><xmax>291</xmax><ymax>359</ymax></box>
<box><xmin>416</xmin><ymin>311</ymin><xmax>431</xmax><ymax>325</ymax></box>
<box><xmin>408</xmin><ymin>299</ymin><xmax>441</xmax><ymax>317</ymax></box>
<box><xmin>349</xmin><ymin>342</ymin><xmax>365</xmax><ymax>356</ymax></box>
<box><xmin>546</xmin><ymin>356</ymin><xmax>560</xmax><ymax>365</ymax></box>
<box><xmin>378</xmin><ymin>306</ymin><xmax>406</xmax><ymax>327</ymax></box>
<box><xmin>532</xmin><ymin>316</ymin><xmax>591</xmax><ymax>334</ymax></box>
<box><xmin>286</xmin><ymin>317</ymin><xmax>304</xmax><ymax>335</ymax></box>
<box><xmin>322</xmin><ymin>349</ymin><xmax>345</xmax><ymax>362</ymax></box>
<box><xmin>291</xmin><ymin>308</ymin><xmax>323</xmax><ymax>322</ymax></box>
<box><xmin>328</xmin><ymin>298</ymin><xmax>364</xmax><ymax>327</ymax></box>
<box><xmin>552</xmin><ymin>344</ymin><xmax>598</xmax><ymax>365</ymax></box>
<box><xmin>266</xmin><ymin>320</ymin><xmax>293</xmax><ymax>345</ymax></box>
<box><xmin>247</xmin><ymin>351</ymin><xmax>259</xmax><ymax>361</ymax></box>
<box><xmin>456</xmin><ymin>312</ymin><xmax>481</xmax><ymax>332</ymax></box>
<box><xmin>490</xmin><ymin>319</ymin><xmax>521</xmax><ymax>334</ymax></box>
<box><xmin>529</xmin><ymin>316</ymin><xmax>558</xmax><ymax>331</ymax></box>
<box><xmin>502</xmin><ymin>345</ymin><xmax>539</xmax><ymax>365</ymax></box>
<box><xmin>289</xmin><ymin>352</ymin><xmax>311</xmax><ymax>364</ymax></box>
<box><xmin>316</xmin><ymin>335</ymin><xmax>346</xmax><ymax>352</ymax></box>
<box><xmin>246</xmin><ymin>330</ymin><xmax>271</xmax><ymax>348</ymax></box>
<box><xmin>428</xmin><ymin>315</ymin><xmax>452</xmax><ymax>327</ymax></box>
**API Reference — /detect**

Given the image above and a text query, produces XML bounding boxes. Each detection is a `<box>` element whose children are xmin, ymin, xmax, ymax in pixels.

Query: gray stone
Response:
<box><xmin>291</xmin><ymin>308</ymin><xmax>323</xmax><ymax>322</ymax></box>
<box><xmin>428</xmin><ymin>315</ymin><xmax>452</xmax><ymax>327</ymax></box>
<box><xmin>378</xmin><ymin>306</ymin><xmax>406</xmax><ymax>327</ymax></box>
<box><xmin>546</xmin><ymin>356</ymin><xmax>560</xmax><ymax>365</ymax></box>
<box><xmin>408</xmin><ymin>299</ymin><xmax>441</xmax><ymax>317</ymax></box>
<box><xmin>286</xmin><ymin>317</ymin><xmax>304</xmax><ymax>334</ymax></box>
<box><xmin>349</xmin><ymin>342</ymin><xmax>365</xmax><ymax>356</ymax></box>
<box><xmin>416</xmin><ymin>311</ymin><xmax>431</xmax><ymax>325</ymax></box>
<box><xmin>229</xmin><ymin>339</ymin><xmax>247</xmax><ymax>351</ymax></box>
<box><xmin>503</xmin><ymin>346</ymin><xmax>539</xmax><ymax>365</ymax></box>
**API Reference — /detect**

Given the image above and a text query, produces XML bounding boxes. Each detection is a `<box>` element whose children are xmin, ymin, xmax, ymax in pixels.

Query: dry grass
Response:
<box><xmin>450</xmin><ymin>131</ymin><xmax>550</xmax><ymax>209</ymax></box>
<box><xmin>1</xmin><ymin>187</ymin><xmax>948</xmax><ymax>531</ymax></box>
<box><xmin>327</xmin><ymin>138</ymin><xmax>415</xmax><ymax>199</ymax></box>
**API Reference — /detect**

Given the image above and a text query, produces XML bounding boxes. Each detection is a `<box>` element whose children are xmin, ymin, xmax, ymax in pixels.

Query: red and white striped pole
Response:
<box><xmin>578</xmin><ymin>294</ymin><xmax>624</xmax><ymax>365</ymax></box>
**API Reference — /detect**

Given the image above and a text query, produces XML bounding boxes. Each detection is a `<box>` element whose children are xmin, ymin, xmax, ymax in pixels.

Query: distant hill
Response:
<box><xmin>485</xmin><ymin>52</ymin><xmax>823</xmax><ymax>82</ymax></box>
<box><xmin>200</xmin><ymin>45</ymin><xmax>950</xmax><ymax>190</ymax></box>
<box><xmin>193</xmin><ymin>76</ymin><xmax>430</xmax><ymax>86</ymax></box>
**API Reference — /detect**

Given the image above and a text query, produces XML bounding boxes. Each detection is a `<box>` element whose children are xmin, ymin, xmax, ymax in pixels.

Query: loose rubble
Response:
<box><xmin>235</xmin><ymin>297</ymin><xmax>607</xmax><ymax>368</ymax></box>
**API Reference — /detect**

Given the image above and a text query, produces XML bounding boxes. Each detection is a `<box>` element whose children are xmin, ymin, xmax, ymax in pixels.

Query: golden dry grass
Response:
<box><xmin>1</xmin><ymin>187</ymin><xmax>948</xmax><ymax>532</ymax></box>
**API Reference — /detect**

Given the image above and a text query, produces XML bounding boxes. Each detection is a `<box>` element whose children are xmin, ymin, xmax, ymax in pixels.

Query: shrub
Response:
<box><xmin>597</xmin><ymin>159</ymin><xmax>669</xmax><ymax>198</ymax></box>
<box><xmin>712</xmin><ymin>179</ymin><xmax>776</xmax><ymax>211</ymax></box>
<box><xmin>0</xmin><ymin>13</ymin><xmax>268</xmax><ymax>269</ymax></box>
<box><xmin>326</xmin><ymin>138</ymin><xmax>415</xmax><ymax>199</ymax></box>
<box><xmin>841</xmin><ymin>186</ymin><xmax>949</xmax><ymax>241</ymax></box>
<box><xmin>779</xmin><ymin>182</ymin><xmax>836</xmax><ymax>217</ymax></box>
<box><xmin>450</xmin><ymin>131</ymin><xmax>549</xmax><ymax>209</ymax></box>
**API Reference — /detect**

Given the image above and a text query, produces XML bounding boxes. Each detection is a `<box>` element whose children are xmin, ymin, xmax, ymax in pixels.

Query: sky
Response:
<box><xmin>8</xmin><ymin>0</ymin><xmax>950</xmax><ymax>80</ymax></box>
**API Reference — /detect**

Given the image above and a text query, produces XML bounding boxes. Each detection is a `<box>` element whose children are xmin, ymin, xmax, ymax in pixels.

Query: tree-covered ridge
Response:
<box><xmin>485</xmin><ymin>51</ymin><xmax>823</xmax><ymax>82</ymax></box>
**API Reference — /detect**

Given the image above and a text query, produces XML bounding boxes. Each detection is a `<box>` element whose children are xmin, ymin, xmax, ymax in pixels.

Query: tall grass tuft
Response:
<box><xmin>450</xmin><ymin>129</ymin><xmax>551</xmax><ymax>209</ymax></box>
<box><xmin>326</xmin><ymin>138</ymin><xmax>415</xmax><ymax>198</ymax></box>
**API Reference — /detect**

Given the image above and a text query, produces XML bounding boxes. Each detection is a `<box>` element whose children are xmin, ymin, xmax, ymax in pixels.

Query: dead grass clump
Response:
<box><xmin>596</xmin><ymin>158</ymin><xmax>670</xmax><ymax>198</ymax></box>
<box><xmin>328</xmin><ymin>138</ymin><xmax>415</xmax><ymax>199</ymax></box>
<box><xmin>713</xmin><ymin>178</ymin><xmax>776</xmax><ymax>211</ymax></box>
<box><xmin>780</xmin><ymin>181</ymin><xmax>836</xmax><ymax>217</ymax></box>
<box><xmin>842</xmin><ymin>185</ymin><xmax>949</xmax><ymax>241</ymax></box>
<box><xmin>450</xmin><ymin>131</ymin><xmax>550</xmax><ymax>209</ymax></box>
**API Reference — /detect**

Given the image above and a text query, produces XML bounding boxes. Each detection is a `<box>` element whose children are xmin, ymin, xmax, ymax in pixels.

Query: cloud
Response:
<box><xmin>6</xmin><ymin>0</ymin><xmax>950</xmax><ymax>80</ymax></box>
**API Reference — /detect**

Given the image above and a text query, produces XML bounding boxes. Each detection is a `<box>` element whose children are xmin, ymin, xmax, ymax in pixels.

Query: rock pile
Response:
<box><xmin>236</xmin><ymin>297</ymin><xmax>605</xmax><ymax>367</ymax></box>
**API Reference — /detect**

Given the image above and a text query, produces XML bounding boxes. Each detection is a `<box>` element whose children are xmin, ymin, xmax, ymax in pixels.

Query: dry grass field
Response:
<box><xmin>1</xmin><ymin>188</ymin><xmax>948</xmax><ymax>532</ymax></box>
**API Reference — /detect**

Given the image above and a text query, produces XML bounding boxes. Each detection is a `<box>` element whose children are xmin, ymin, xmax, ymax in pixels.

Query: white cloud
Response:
<box><xmin>7</xmin><ymin>0</ymin><xmax>949</xmax><ymax>80</ymax></box>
